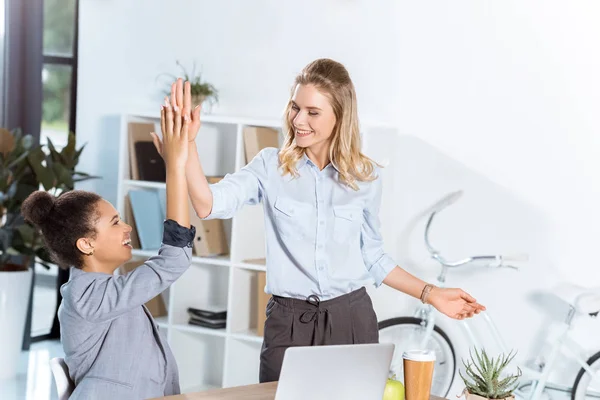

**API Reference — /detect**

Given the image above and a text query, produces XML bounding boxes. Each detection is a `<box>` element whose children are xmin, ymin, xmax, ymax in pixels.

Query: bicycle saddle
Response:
<box><xmin>554</xmin><ymin>283</ymin><xmax>600</xmax><ymax>317</ymax></box>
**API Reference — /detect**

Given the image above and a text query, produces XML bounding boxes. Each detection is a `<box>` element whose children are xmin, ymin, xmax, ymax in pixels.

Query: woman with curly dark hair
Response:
<box><xmin>21</xmin><ymin>95</ymin><xmax>194</xmax><ymax>400</ymax></box>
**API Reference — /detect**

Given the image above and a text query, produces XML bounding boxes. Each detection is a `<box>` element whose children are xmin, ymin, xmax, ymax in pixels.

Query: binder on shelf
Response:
<box><xmin>243</xmin><ymin>126</ymin><xmax>279</xmax><ymax>164</ymax></box>
<box><xmin>189</xmin><ymin>199</ymin><xmax>229</xmax><ymax>257</ymax></box>
<box><xmin>128</xmin><ymin>122</ymin><xmax>156</xmax><ymax>180</ymax></box>
<box><xmin>129</xmin><ymin>190</ymin><xmax>163</xmax><ymax>250</ymax></box>
<box><xmin>134</xmin><ymin>141</ymin><xmax>166</xmax><ymax>182</ymax></box>
<box><xmin>256</xmin><ymin>270</ymin><xmax>270</xmax><ymax>336</ymax></box>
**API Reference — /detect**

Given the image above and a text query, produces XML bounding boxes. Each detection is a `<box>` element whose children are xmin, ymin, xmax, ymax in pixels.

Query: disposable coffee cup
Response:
<box><xmin>402</xmin><ymin>350</ymin><xmax>436</xmax><ymax>400</ymax></box>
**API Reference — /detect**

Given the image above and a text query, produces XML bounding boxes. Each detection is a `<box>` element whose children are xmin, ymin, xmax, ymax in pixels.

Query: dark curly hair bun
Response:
<box><xmin>21</xmin><ymin>191</ymin><xmax>56</xmax><ymax>227</ymax></box>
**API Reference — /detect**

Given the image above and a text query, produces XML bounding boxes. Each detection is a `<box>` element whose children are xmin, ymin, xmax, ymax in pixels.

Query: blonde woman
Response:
<box><xmin>154</xmin><ymin>59</ymin><xmax>486</xmax><ymax>383</ymax></box>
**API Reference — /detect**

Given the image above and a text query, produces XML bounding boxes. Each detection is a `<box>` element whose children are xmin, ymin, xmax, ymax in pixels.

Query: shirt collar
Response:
<box><xmin>296</xmin><ymin>152</ymin><xmax>340</xmax><ymax>173</ymax></box>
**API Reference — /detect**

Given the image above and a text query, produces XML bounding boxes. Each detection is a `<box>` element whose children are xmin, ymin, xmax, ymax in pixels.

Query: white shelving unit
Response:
<box><xmin>116</xmin><ymin>111</ymin><xmax>395</xmax><ymax>392</ymax></box>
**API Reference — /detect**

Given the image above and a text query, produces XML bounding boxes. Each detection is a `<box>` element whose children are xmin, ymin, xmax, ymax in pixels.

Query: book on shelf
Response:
<box><xmin>187</xmin><ymin>305</ymin><xmax>227</xmax><ymax>329</ymax></box>
<box><xmin>187</xmin><ymin>306</ymin><xmax>227</xmax><ymax>321</ymax></box>
<box><xmin>128</xmin><ymin>189</ymin><xmax>163</xmax><ymax>250</ymax></box>
<box><xmin>188</xmin><ymin>317</ymin><xmax>226</xmax><ymax>330</ymax></box>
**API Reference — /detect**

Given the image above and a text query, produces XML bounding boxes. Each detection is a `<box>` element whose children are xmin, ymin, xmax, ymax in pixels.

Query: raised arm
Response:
<box><xmin>64</xmin><ymin>101</ymin><xmax>195</xmax><ymax>322</ymax></box>
<box><xmin>152</xmin><ymin>78</ymin><xmax>270</xmax><ymax>220</ymax></box>
<box><xmin>151</xmin><ymin>79</ymin><xmax>213</xmax><ymax>218</ymax></box>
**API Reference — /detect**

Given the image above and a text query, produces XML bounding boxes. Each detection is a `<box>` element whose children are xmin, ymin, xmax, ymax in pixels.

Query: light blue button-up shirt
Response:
<box><xmin>205</xmin><ymin>147</ymin><xmax>397</xmax><ymax>300</ymax></box>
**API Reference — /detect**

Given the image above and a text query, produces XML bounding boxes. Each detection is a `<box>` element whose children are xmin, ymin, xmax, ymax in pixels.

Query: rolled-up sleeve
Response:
<box><xmin>203</xmin><ymin>148</ymin><xmax>274</xmax><ymax>220</ymax></box>
<box><xmin>361</xmin><ymin>173</ymin><xmax>397</xmax><ymax>286</ymax></box>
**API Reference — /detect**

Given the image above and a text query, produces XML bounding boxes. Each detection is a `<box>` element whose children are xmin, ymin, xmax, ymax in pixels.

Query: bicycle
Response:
<box><xmin>377</xmin><ymin>190</ymin><xmax>600</xmax><ymax>400</ymax></box>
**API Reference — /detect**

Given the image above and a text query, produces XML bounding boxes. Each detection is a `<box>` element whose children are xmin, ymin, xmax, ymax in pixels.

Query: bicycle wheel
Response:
<box><xmin>572</xmin><ymin>350</ymin><xmax>600</xmax><ymax>400</ymax></box>
<box><xmin>378</xmin><ymin>317</ymin><xmax>456</xmax><ymax>398</ymax></box>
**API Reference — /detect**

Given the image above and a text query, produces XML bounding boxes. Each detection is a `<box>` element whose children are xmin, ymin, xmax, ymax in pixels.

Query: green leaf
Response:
<box><xmin>27</xmin><ymin>147</ymin><xmax>56</xmax><ymax>190</ymax></box>
<box><xmin>74</xmin><ymin>143</ymin><xmax>86</xmax><ymax>162</ymax></box>
<box><xmin>461</xmin><ymin>348</ymin><xmax>521</xmax><ymax>399</ymax></box>
<box><xmin>7</xmin><ymin>150</ymin><xmax>30</xmax><ymax>170</ymax></box>
<box><xmin>52</xmin><ymin>163</ymin><xmax>74</xmax><ymax>189</ymax></box>
<box><xmin>37</xmin><ymin>261</ymin><xmax>52</xmax><ymax>269</ymax></box>
<box><xmin>35</xmin><ymin>247</ymin><xmax>53</xmax><ymax>263</ymax></box>
<box><xmin>15</xmin><ymin>224</ymin><xmax>35</xmax><ymax>244</ymax></box>
<box><xmin>46</xmin><ymin>137</ymin><xmax>58</xmax><ymax>156</ymax></box>
<box><xmin>61</xmin><ymin>133</ymin><xmax>77</xmax><ymax>163</ymax></box>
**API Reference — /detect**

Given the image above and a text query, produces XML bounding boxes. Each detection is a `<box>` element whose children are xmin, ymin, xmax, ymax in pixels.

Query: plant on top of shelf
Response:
<box><xmin>158</xmin><ymin>60</ymin><xmax>218</xmax><ymax>110</ymax></box>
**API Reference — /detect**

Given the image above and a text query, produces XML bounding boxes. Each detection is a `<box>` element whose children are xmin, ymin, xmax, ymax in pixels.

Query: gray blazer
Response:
<box><xmin>59</xmin><ymin>220</ymin><xmax>195</xmax><ymax>400</ymax></box>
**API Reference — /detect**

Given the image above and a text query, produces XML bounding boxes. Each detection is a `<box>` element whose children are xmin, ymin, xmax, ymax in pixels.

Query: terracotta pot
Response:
<box><xmin>464</xmin><ymin>391</ymin><xmax>515</xmax><ymax>400</ymax></box>
<box><xmin>191</xmin><ymin>94</ymin><xmax>206</xmax><ymax>107</ymax></box>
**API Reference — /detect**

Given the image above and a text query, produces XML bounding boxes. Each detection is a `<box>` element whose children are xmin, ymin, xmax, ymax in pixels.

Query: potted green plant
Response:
<box><xmin>460</xmin><ymin>348</ymin><xmax>522</xmax><ymax>400</ymax></box>
<box><xmin>159</xmin><ymin>60</ymin><xmax>219</xmax><ymax>110</ymax></box>
<box><xmin>0</xmin><ymin>127</ymin><xmax>96</xmax><ymax>379</ymax></box>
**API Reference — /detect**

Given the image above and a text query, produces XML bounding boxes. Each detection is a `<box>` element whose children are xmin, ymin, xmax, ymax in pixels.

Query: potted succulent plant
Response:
<box><xmin>159</xmin><ymin>60</ymin><xmax>219</xmax><ymax>110</ymax></box>
<box><xmin>0</xmin><ymin>127</ymin><xmax>96</xmax><ymax>379</ymax></box>
<box><xmin>460</xmin><ymin>348</ymin><xmax>522</xmax><ymax>400</ymax></box>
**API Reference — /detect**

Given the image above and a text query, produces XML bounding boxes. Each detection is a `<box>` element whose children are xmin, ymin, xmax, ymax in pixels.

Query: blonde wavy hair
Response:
<box><xmin>279</xmin><ymin>58</ymin><xmax>379</xmax><ymax>190</ymax></box>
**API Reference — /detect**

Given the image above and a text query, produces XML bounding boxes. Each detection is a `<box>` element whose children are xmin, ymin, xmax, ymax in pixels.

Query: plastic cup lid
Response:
<box><xmin>402</xmin><ymin>349</ymin><xmax>436</xmax><ymax>362</ymax></box>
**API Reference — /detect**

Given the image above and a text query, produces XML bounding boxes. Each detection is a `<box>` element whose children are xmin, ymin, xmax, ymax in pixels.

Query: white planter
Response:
<box><xmin>0</xmin><ymin>268</ymin><xmax>33</xmax><ymax>379</ymax></box>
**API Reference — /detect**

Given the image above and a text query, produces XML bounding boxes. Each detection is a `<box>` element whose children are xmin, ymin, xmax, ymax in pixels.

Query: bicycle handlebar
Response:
<box><xmin>433</xmin><ymin>254</ymin><xmax>522</xmax><ymax>270</ymax></box>
<box><xmin>501</xmin><ymin>253</ymin><xmax>530</xmax><ymax>262</ymax></box>
<box><xmin>429</xmin><ymin>190</ymin><xmax>463</xmax><ymax>213</ymax></box>
<box><xmin>424</xmin><ymin>191</ymin><xmax>528</xmax><ymax>271</ymax></box>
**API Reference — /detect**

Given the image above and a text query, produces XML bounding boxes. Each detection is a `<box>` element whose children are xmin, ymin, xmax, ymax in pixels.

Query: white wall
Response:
<box><xmin>77</xmin><ymin>0</ymin><xmax>600</xmax><ymax>395</ymax></box>
<box><xmin>76</xmin><ymin>0</ymin><xmax>398</xmax><ymax>203</ymax></box>
<box><xmin>393</xmin><ymin>1</ymin><xmax>600</xmax><ymax>285</ymax></box>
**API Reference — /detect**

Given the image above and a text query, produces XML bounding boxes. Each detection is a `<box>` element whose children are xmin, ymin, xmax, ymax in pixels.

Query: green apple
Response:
<box><xmin>383</xmin><ymin>375</ymin><xmax>405</xmax><ymax>400</ymax></box>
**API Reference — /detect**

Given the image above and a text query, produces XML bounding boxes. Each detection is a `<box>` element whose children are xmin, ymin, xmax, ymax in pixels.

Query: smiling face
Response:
<box><xmin>288</xmin><ymin>84</ymin><xmax>337</xmax><ymax>154</ymax></box>
<box><xmin>279</xmin><ymin>59</ymin><xmax>370</xmax><ymax>188</ymax></box>
<box><xmin>76</xmin><ymin>199</ymin><xmax>133</xmax><ymax>273</ymax></box>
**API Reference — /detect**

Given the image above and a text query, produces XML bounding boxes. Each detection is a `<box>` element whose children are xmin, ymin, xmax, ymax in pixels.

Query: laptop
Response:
<box><xmin>275</xmin><ymin>343</ymin><xmax>395</xmax><ymax>400</ymax></box>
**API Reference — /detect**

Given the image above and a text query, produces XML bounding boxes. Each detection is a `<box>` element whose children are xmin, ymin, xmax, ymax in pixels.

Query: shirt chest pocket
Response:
<box><xmin>333</xmin><ymin>206</ymin><xmax>362</xmax><ymax>243</ymax></box>
<box><xmin>273</xmin><ymin>197</ymin><xmax>313</xmax><ymax>241</ymax></box>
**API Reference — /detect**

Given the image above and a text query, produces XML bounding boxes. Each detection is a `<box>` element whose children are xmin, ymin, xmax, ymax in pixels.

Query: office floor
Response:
<box><xmin>0</xmin><ymin>340</ymin><xmax>63</xmax><ymax>400</ymax></box>
<box><xmin>31</xmin><ymin>282</ymin><xmax>57</xmax><ymax>336</ymax></box>
<box><xmin>0</xmin><ymin>266</ymin><xmax>60</xmax><ymax>400</ymax></box>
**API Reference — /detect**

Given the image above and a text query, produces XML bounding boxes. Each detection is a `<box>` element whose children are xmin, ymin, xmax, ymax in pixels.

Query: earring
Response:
<box><xmin>87</xmin><ymin>249</ymin><xmax>94</xmax><ymax>256</ymax></box>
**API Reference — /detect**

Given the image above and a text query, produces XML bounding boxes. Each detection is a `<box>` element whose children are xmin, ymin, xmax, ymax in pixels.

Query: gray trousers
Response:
<box><xmin>259</xmin><ymin>287</ymin><xmax>379</xmax><ymax>383</ymax></box>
